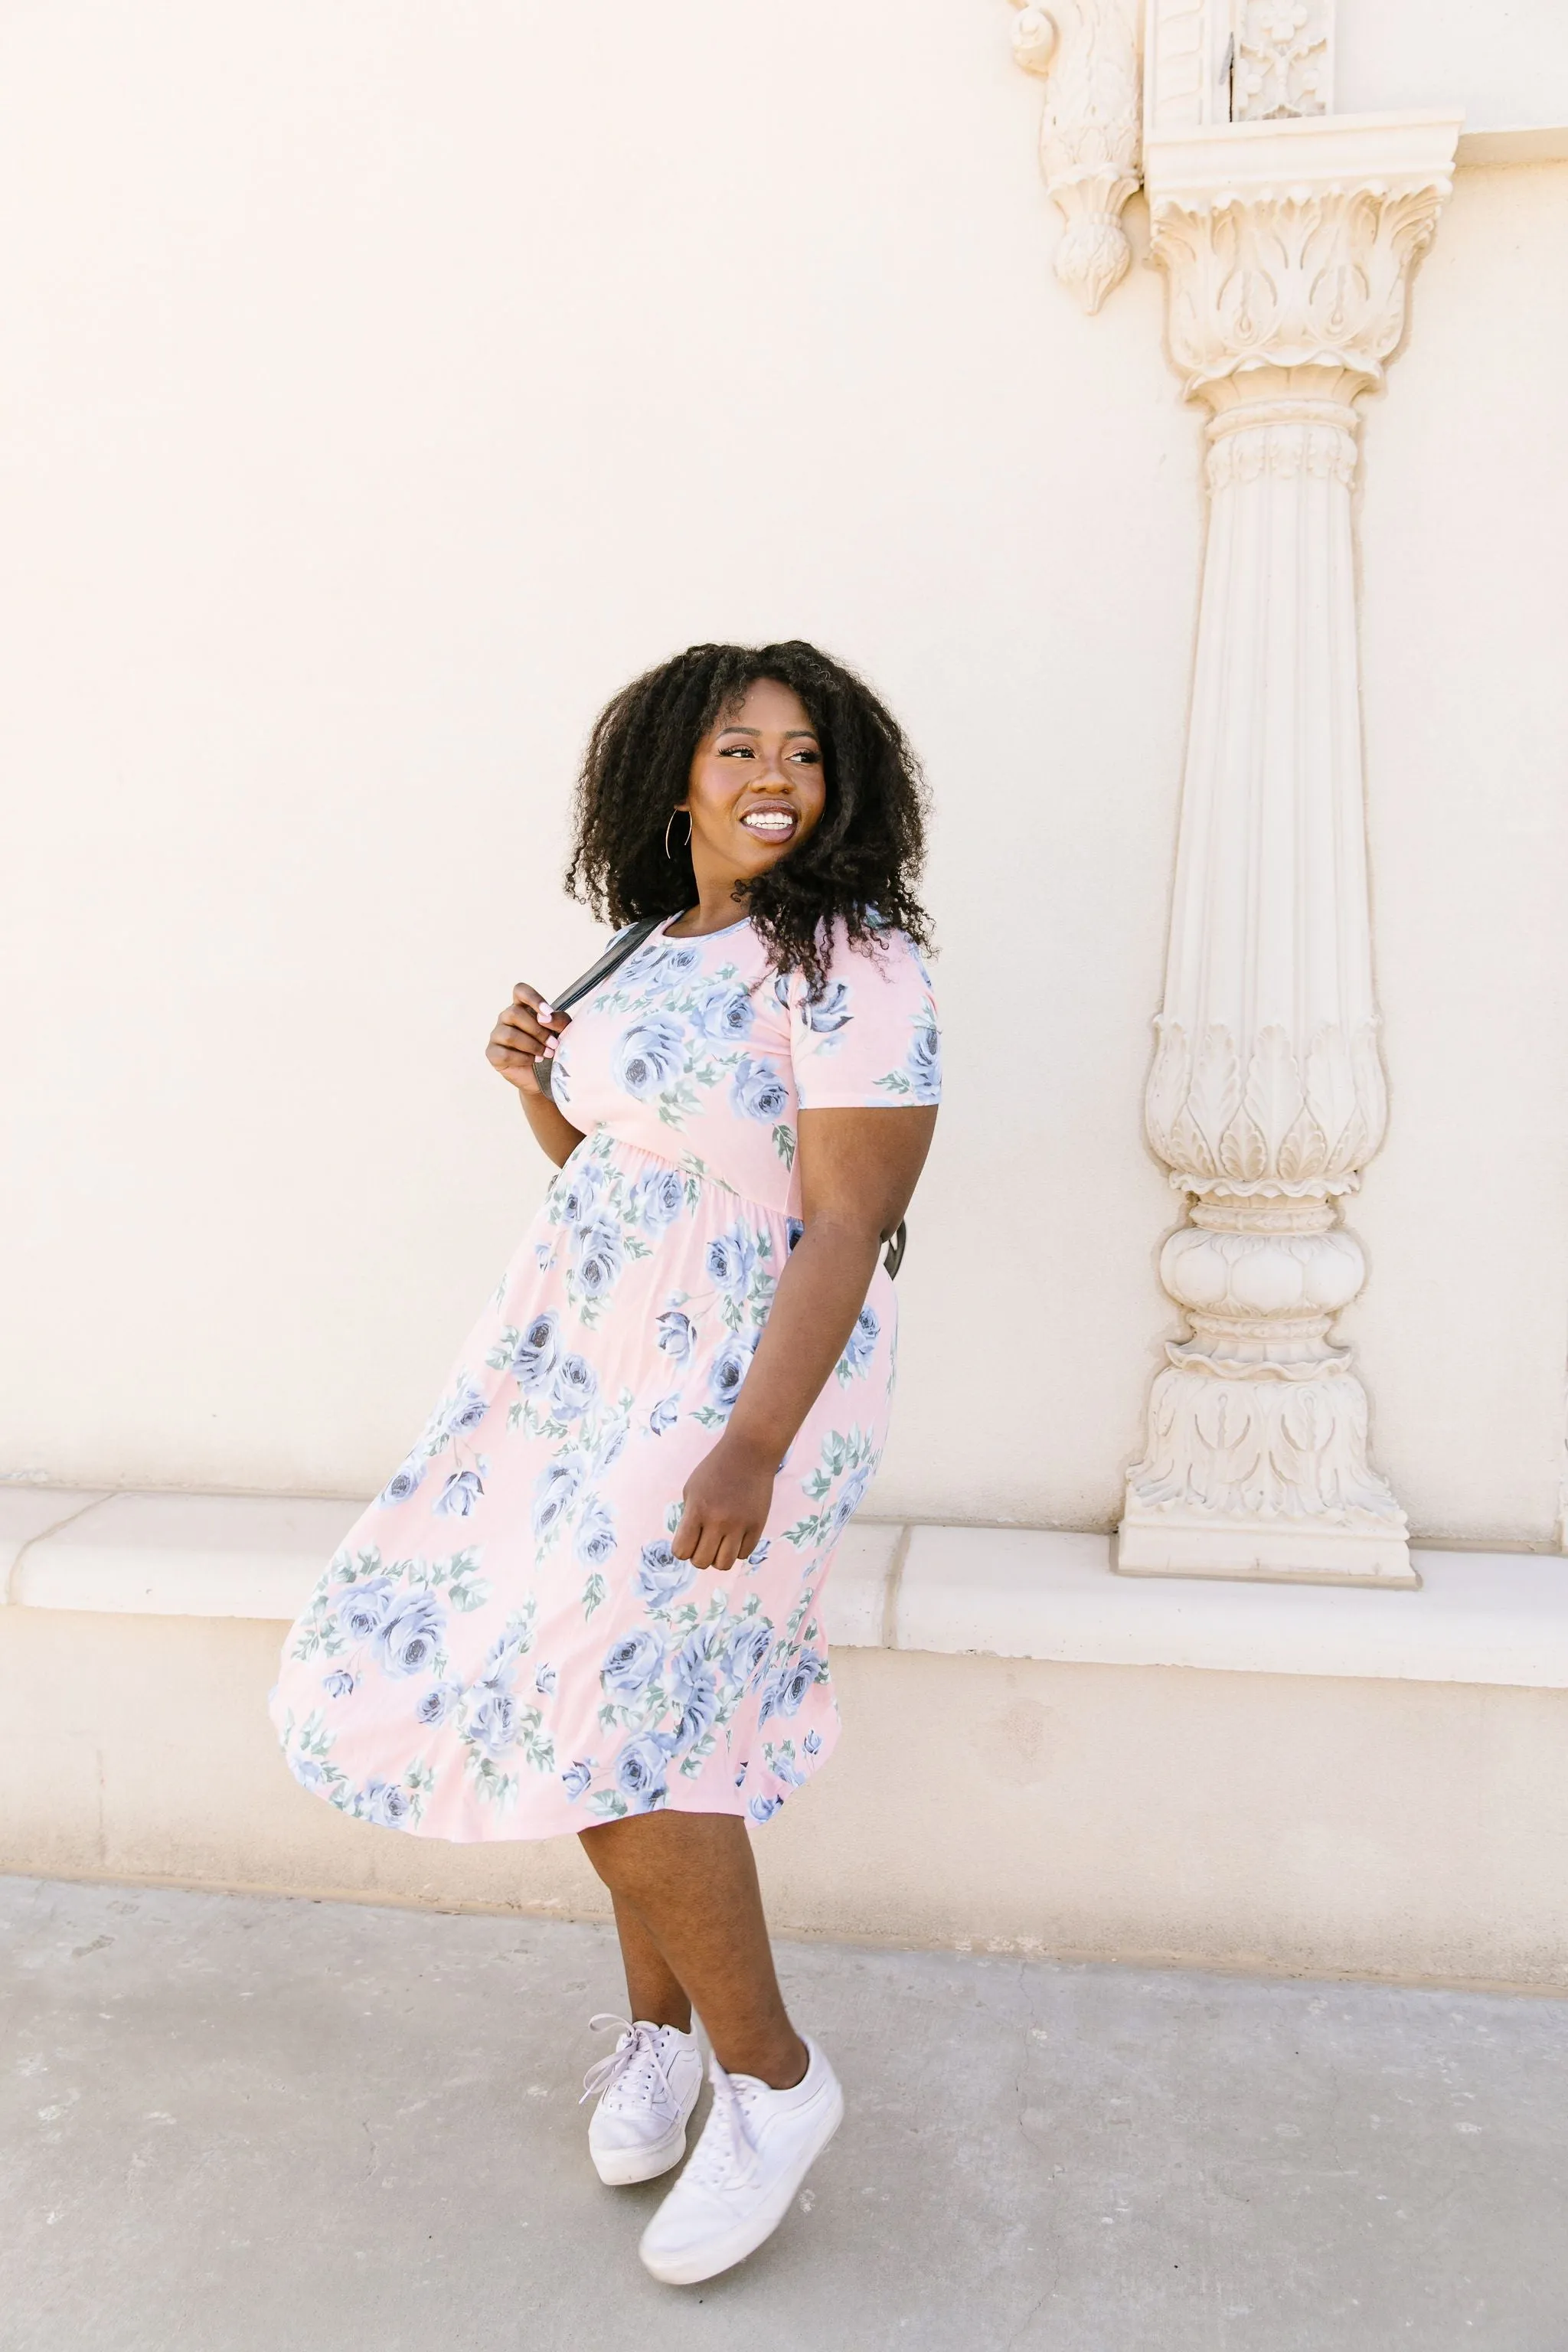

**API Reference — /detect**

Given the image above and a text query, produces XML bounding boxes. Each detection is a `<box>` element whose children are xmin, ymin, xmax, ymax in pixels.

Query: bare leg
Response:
<box><xmin>580</xmin><ymin>1813</ymin><xmax>808</xmax><ymax>2090</ymax></box>
<box><xmin>605</xmin><ymin>1886</ymin><xmax>691</xmax><ymax>2034</ymax></box>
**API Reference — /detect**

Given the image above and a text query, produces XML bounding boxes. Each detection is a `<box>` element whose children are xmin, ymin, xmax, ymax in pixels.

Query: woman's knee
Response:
<box><xmin>578</xmin><ymin>1814</ymin><xmax>665</xmax><ymax>1896</ymax></box>
<box><xmin>578</xmin><ymin>1809</ymin><xmax>743</xmax><ymax>1900</ymax></box>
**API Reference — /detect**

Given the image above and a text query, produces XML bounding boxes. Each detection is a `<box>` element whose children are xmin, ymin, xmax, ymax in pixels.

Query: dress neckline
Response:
<box><xmin>658</xmin><ymin>910</ymin><xmax>753</xmax><ymax>945</ymax></box>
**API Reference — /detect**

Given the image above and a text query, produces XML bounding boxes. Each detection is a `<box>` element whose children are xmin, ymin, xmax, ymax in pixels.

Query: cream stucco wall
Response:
<box><xmin>6</xmin><ymin>1609</ymin><xmax>1566</xmax><ymax>1988</ymax></box>
<box><xmin>2</xmin><ymin>3</ymin><xmax>1566</xmax><ymax>1544</ymax></box>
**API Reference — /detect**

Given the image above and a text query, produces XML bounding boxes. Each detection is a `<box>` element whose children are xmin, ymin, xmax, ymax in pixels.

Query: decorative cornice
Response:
<box><xmin>1144</xmin><ymin>107</ymin><xmax>1464</xmax><ymax>199</ymax></box>
<box><xmin>1005</xmin><ymin>0</ymin><xmax>1144</xmax><ymax>312</ymax></box>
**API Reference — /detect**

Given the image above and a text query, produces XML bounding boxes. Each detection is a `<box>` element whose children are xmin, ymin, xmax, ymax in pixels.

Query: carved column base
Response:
<box><xmin>1119</xmin><ymin>1362</ymin><xmax>1414</xmax><ymax>1586</ymax></box>
<box><xmin>1117</xmin><ymin>1504</ymin><xmax>1415</xmax><ymax>1585</ymax></box>
<box><xmin>1119</xmin><ymin>1187</ymin><xmax>1413</xmax><ymax>1585</ymax></box>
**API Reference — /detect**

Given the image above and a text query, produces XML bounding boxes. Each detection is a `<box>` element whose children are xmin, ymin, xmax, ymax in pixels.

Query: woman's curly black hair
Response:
<box><xmin>564</xmin><ymin>640</ymin><xmax>932</xmax><ymax>993</ymax></box>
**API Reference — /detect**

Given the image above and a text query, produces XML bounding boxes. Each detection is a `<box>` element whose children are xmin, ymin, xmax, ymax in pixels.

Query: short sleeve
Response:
<box><xmin>787</xmin><ymin>926</ymin><xmax>941</xmax><ymax>1109</ymax></box>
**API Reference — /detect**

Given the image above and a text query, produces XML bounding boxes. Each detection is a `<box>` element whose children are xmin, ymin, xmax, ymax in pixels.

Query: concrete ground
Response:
<box><xmin>4</xmin><ymin>1878</ymin><xmax>1567</xmax><ymax>2352</ymax></box>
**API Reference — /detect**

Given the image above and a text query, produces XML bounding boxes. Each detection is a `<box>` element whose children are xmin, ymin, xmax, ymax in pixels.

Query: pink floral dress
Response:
<box><xmin>270</xmin><ymin>915</ymin><xmax>940</xmax><ymax>1842</ymax></box>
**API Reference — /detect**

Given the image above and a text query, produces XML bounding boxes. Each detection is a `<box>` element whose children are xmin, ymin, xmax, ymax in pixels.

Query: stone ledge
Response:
<box><xmin>4</xmin><ymin>1488</ymin><xmax>1566</xmax><ymax>1690</ymax></box>
<box><xmin>0</xmin><ymin>1487</ymin><xmax>111</xmax><ymax>1589</ymax></box>
<box><xmin>897</xmin><ymin>1526</ymin><xmax>1568</xmax><ymax>1690</ymax></box>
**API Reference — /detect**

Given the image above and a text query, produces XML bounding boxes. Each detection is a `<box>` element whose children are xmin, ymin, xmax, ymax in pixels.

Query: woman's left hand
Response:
<box><xmin>672</xmin><ymin>1434</ymin><xmax>776</xmax><ymax>1573</ymax></box>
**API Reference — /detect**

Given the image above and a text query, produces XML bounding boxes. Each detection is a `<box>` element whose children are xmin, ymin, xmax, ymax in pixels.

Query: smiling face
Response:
<box><xmin>678</xmin><ymin>676</ymin><xmax>827</xmax><ymax>905</ymax></box>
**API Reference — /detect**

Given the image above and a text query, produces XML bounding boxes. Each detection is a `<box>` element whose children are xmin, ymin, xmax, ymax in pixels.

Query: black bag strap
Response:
<box><xmin>547</xmin><ymin>915</ymin><xmax>666</xmax><ymax>1019</ymax></box>
<box><xmin>534</xmin><ymin>916</ymin><xmax>665</xmax><ymax>1099</ymax></box>
<box><xmin>537</xmin><ymin>914</ymin><xmax>907</xmax><ymax>1281</ymax></box>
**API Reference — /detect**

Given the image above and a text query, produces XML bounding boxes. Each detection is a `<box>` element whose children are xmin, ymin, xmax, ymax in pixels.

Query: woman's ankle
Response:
<box><xmin>712</xmin><ymin>2027</ymin><xmax>809</xmax><ymax>2091</ymax></box>
<box><xmin>632</xmin><ymin>2001</ymin><xmax>694</xmax><ymax>2035</ymax></box>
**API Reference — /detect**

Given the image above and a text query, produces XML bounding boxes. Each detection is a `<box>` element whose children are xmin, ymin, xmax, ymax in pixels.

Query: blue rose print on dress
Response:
<box><xmin>694</xmin><ymin>982</ymin><xmax>755</xmax><ymax>1044</ymax></box>
<box><xmin>363</xmin><ymin>1780</ymin><xmax>413</xmax><ymax>1828</ymax></box>
<box><xmin>509</xmin><ymin>1311</ymin><xmax>560</xmax><ymax>1391</ymax></box>
<box><xmin>635</xmin><ymin>1539</ymin><xmax>694</xmax><ymax>1608</ymax></box>
<box><xmin>648</xmin><ymin>1396</ymin><xmax>680</xmax><ymax>1437</ymax></box>
<box><xmin>613</xmin><ymin>1018</ymin><xmax>686</xmax><ymax>1099</ymax></box>
<box><xmin>573</xmin><ymin>1217</ymin><xmax>623</xmax><ymax>1301</ymax></box>
<box><xmin>730</xmin><ymin>1057</ymin><xmax>789</xmax><ymax>1123</ymax></box>
<box><xmin>802</xmin><ymin>981</ymin><xmax>851</xmax><ymax>1034</ymax></box>
<box><xmin>706</xmin><ymin>1228</ymin><xmax>756</xmax><ymax>1296</ymax></box>
<box><xmin>668</xmin><ymin>1631</ymin><xmax>718</xmax><ymax>1751</ymax></box>
<box><xmin>573</xmin><ymin>1496</ymin><xmax>618</xmax><ymax>1567</ymax></box>
<box><xmin>601</xmin><ymin>1627</ymin><xmax>663</xmax><ymax>1699</ymax></box>
<box><xmin>561</xmin><ymin>1758</ymin><xmax>594</xmax><ymax>1802</ymax></box>
<box><xmin>832</xmin><ymin>1465</ymin><xmax>873</xmax><ymax>1532</ymax></box>
<box><xmin>377</xmin><ymin>1592</ymin><xmax>447</xmax><ymax>1677</ymax></box>
<box><xmin>433</xmin><ymin>1468</ymin><xmax>484</xmax><ymax>1518</ymax></box>
<box><xmin>550</xmin><ymin>1354</ymin><xmax>598</xmax><ymax>1421</ymax></box>
<box><xmin>758</xmin><ymin>1648</ymin><xmax>823</xmax><ymax>1725</ymax></box>
<box><xmin>625</xmin><ymin>939</ymin><xmax>699</xmax><ymax>989</ymax></box>
<box><xmin>636</xmin><ymin>1166</ymin><xmax>687</xmax><ymax>1232</ymax></box>
<box><xmin>337</xmin><ymin>1580</ymin><xmax>394</xmax><ymax>1643</ymax></box>
<box><xmin>466</xmin><ymin>1687</ymin><xmax>518</xmax><ymax>1759</ymax></box>
<box><xmin>838</xmin><ymin>1306</ymin><xmax>878</xmax><ymax>1380</ymax></box>
<box><xmin>556</xmin><ymin>1165</ymin><xmax>600</xmax><ymax>1229</ymax></box>
<box><xmin>708</xmin><ymin>1327</ymin><xmax>760</xmax><ymax>1414</ymax></box>
<box><xmin>616</xmin><ymin>1731</ymin><xmax>671</xmax><ymax>1812</ymax></box>
<box><xmin>531</xmin><ymin>1455</ymin><xmax>584</xmax><ymax>1541</ymax></box>
<box><xmin>594</xmin><ymin>1416</ymin><xmax>628</xmax><ymax>1478</ymax></box>
<box><xmin>443</xmin><ymin>1381</ymin><xmax>489</xmax><ymax>1437</ymax></box>
<box><xmin>722</xmin><ymin>1619</ymin><xmax>773</xmax><ymax>1686</ymax></box>
<box><xmin>782</xmin><ymin>1648</ymin><xmax>825</xmax><ymax>1714</ymax></box>
<box><xmin>906</xmin><ymin>1018</ymin><xmax>941</xmax><ymax>1101</ymax></box>
<box><xmin>656</xmin><ymin>1309</ymin><xmax>696</xmax><ymax>1362</ymax></box>
<box><xmin>379</xmin><ymin>1456</ymin><xmax>425</xmax><ymax>1508</ymax></box>
<box><xmin>322</xmin><ymin>1669</ymin><xmax>356</xmax><ymax>1700</ymax></box>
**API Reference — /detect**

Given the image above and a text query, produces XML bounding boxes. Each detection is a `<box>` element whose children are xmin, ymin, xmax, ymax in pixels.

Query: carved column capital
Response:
<box><xmin>1143</xmin><ymin>114</ymin><xmax>1460</xmax><ymax>403</ymax></box>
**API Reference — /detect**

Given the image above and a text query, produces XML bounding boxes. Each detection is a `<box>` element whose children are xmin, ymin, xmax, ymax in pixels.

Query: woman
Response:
<box><xmin>270</xmin><ymin>639</ymin><xmax>940</xmax><ymax>2284</ymax></box>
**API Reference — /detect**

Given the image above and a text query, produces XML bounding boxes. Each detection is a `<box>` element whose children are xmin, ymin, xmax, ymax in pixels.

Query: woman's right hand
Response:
<box><xmin>486</xmin><ymin>984</ymin><xmax>569</xmax><ymax>1097</ymax></box>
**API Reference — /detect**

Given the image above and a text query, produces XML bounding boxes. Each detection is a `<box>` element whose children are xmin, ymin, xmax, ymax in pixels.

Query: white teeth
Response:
<box><xmin>743</xmin><ymin>812</ymin><xmax>794</xmax><ymax>831</ymax></box>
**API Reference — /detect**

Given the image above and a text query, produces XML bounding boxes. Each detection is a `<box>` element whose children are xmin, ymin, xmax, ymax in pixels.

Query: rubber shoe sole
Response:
<box><xmin>638</xmin><ymin>2073</ymin><xmax>844</xmax><ymax>2285</ymax></box>
<box><xmin>591</xmin><ymin>2113</ymin><xmax>692</xmax><ymax>2187</ymax></box>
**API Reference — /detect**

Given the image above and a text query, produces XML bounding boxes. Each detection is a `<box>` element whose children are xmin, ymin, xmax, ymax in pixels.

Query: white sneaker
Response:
<box><xmin>638</xmin><ymin>2037</ymin><xmax>844</xmax><ymax>2285</ymax></box>
<box><xmin>580</xmin><ymin>2014</ymin><xmax>704</xmax><ymax>2186</ymax></box>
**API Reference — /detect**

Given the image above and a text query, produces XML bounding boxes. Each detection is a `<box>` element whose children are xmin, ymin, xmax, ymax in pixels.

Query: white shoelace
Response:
<box><xmin>579</xmin><ymin>2014</ymin><xmax>680</xmax><ymax>2115</ymax></box>
<box><xmin>684</xmin><ymin>2055</ymin><xmax>761</xmax><ymax>2190</ymax></box>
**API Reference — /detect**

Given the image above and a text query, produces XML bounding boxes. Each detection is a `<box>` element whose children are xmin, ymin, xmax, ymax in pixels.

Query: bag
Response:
<box><xmin>535</xmin><ymin>918</ymin><xmax>906</xmax><ymax>1279</ymax></box>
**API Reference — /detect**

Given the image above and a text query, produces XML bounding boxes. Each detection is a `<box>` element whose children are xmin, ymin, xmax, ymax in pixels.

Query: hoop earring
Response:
<box><xmin>664</xmin><ymin>808</ymin><xmax>692</xmax><ymax>859</ymax></box>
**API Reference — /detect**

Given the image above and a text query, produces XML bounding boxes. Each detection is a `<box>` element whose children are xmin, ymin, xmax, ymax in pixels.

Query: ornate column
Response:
<box><xmin>1116</xmin><ymin>110</ymin><xmax>1460</xmax><ymax>1583</ymax></box>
